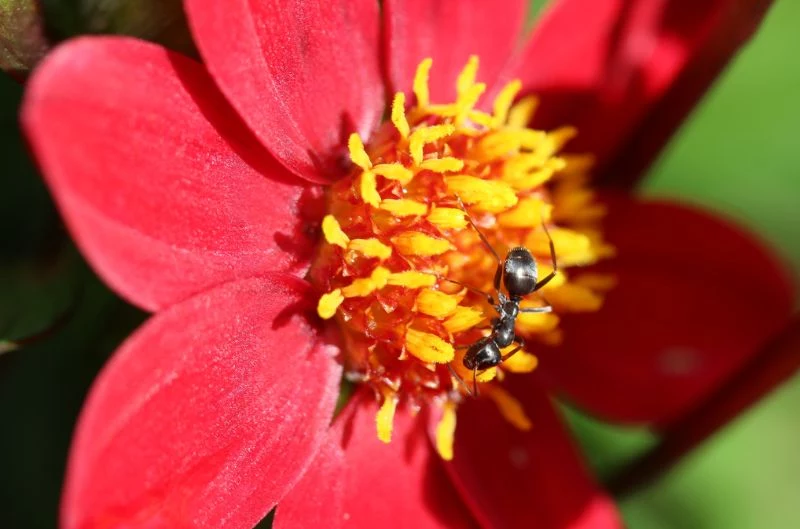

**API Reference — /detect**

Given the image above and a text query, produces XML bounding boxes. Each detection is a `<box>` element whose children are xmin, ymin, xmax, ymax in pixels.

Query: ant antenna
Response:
<box><xmin>531</xmin><ymin>205</ymin><xmax>559</xmax><ymax>292</ymax></box>
<box><xmin>447</xmin><ymin>364</ymin><xmax>474</xmax><ymax>397</ymax></box>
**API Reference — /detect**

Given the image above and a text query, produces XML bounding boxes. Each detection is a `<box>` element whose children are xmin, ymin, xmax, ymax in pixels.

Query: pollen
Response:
<box><xmin>310</xmin><ymin>56</ymin><xmax>613</xmax><ymax>454</ymax></box>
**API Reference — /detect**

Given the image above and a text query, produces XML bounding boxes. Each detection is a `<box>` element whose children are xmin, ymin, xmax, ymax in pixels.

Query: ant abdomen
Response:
<box><xmin>503</xmin><ymin>247</ymin><xmax>538</xmax><ymax>296</ymax></box>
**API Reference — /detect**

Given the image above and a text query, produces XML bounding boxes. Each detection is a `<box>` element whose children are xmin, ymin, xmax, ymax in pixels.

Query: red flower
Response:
<box><xmin>21</xmin><ymin>1</ymin><xmax>794</xmax><ymax>528</ymax></box>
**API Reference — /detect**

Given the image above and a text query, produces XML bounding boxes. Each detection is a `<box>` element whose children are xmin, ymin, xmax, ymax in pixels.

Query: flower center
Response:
<box><xmin>310</xmin><ymin>57</ymin><xmax>613</xmax><ymax>460</ymax></box>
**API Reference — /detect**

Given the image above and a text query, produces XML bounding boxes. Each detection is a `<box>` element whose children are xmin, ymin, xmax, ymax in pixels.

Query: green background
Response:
<box><xmin>1</xmin><ymin>1</ymin><xmax>799</xmax><ymax>528</ymax></box>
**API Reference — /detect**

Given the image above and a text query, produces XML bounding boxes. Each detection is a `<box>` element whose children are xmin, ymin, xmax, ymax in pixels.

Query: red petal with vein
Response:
<box><xmin>539</xmin><ymin>196</ymin><xmax>795</xmax><ymax>427</ymax></box>
<box><xmin>513</xmin><ymin>0</ymin><xmax>771</xmax><ymax>187</ymax></box>
<box><xmin>275</xmin><ymin>390</ymin><xmax>477</xmax><ymax>529</ymax></box>
<box><xmin>385</xmin><ymin>0</ymin><xmax>527</xmax><ymax>103</ymax></box>
<box><xmin>23</xmin><ymin>37</ymin><xmax>315</xmax><ymax>312</ymax></box>
<box><xmin>185</xmin><ymin>0</ymin><xmax>384</xmax><ymax>184</ymax></box>
<box><xmin>62</xmin><ymin>275</ymin><xmax>342</xmax><ymax>529</ymax></box>
<box><xmin>444</xmin><ymin>379</ymin><xmax>623</xmax><ymax>529</ymax></box>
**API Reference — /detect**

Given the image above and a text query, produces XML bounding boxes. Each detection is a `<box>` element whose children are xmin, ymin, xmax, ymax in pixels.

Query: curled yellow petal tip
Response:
<box><xmin>435</xmin><ymin>401</ymin><xmax>457</xmax><ymax>461</ymax></box>
<box><xmin>487</xmin><ymin>386</ymin><xmax>532</xmax><ymax>431</ymax></box>
<box><xmin>376</xmin><ymin>388</ymin><xmax>398</xmax><ymax>443</ymax></box>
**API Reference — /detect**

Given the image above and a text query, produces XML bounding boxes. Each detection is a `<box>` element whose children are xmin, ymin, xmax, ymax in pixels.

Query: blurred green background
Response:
<box><xmin>1</xmin><ymin>1</ymin><xmax>799</xmax><ymax>528</ymax></box>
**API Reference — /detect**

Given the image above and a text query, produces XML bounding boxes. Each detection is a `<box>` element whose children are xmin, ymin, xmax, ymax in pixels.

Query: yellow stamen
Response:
<box><xmin>516</xmin><ymin>311</ymin><xmax>560</xmax><ymax>335</ymax></box>
<box><xmin>348</xmin><ymin>238</ymin><xmax>392</xmax><ymax>260</ymax></box>
<box><xmin>416</xmin><ymin>289</ymin><xmax>461</xmax><ymax>318</ymax></box>
<box><xmin>426</xmin><ymin>207</ymin><xmax>467</xmax><ymax>230</ymax></box>
<box><xmin>471</xmin><ymin>130</ymin><xmax>522</xmax><ymax>163</ymax></box>
<box><xmin>359</xmin><ymin>170</ymin><xmax>381</xmax><ymax>207</ymax></box>
<box><xmin>546</xmin><ymin>283</ymin><xmax>604</xmax><ymax>312</ymax></box>
<box><xmin>445</xmin><ymin>175</ymin><xmax>518</xmax><ymax>213</ymax></box>
<box><xmin>435</xmin><ymin>401</ymin><xmax>457</xmax><ymax>461</ymax></box>
<box><xmin>391</xmin><ymin>232</ymin><xmax>454</xmax><ymax>256</ymax></box>
<box><xmin>455</xmin><ymin>83</ymin><xmax>486</xmax><ymax>124</ymax></box>
<box><xmin>476</xmin><ymin>367</ymin><xmax>498</xmax><ymax>383</ymax></box>
<box><xmin>486</xmin><ymin>386</ymin><xmax>532</xmax><ymax>430</ymax></box>
<box><xmin>526</xmin><ymin>228</ymin><xmax>594</xmax><ymax>266</ymax></box>
<box><xmin>405</xmin><ymin>328</ymin><xmax>455</xmax><ymax>363</ymax></box>
<box><xmin>317</xmin><ymin>289</ymin><xmax>344</xmax><ymax>319</ymax></box>
<box><xmin>387</xmin><ymin>271</ymin><xmax>437</xmax><ymax>289</ymax></box>
<box><xmin>322</xmin><ymin>215</ymin><xmax>349</xmax><ymax>248</ymax></box>
<box><xmin>376</xmin><ymin>386</ymin><xmax>398</xmax><ymax>443</ymax></box>
<box><xmin>497</xmin><ymin>197</ymin><xmax>553</xmax><ymax>229</ymax></box>
<box><xmin>506</xmin><ymin>170</ymin><xmax>552</xmax><ymax>195</ymax></box>
<box><xmin>507</xmin><ymin>95</ymin><xmax>539</xmax><ymax>128</ymax></box>
<box><xmin>456</xmin><ymin>55</ymin><xmax>479</xmax><ymax>96</ymax></box>
<box><xmin>373</xmin><ymin>163</ymin><xmax>413</xmax><ymax>184</ymax></box>
<box><xmin>529</xmin><ymin>264</ymin><xmax>565</xmax><ymax>289</ymax></box>
<box><xmin>420</xmin><ymin>157</ymin><xmax>464</xmax><ymax>173</ymax></box>
<box><xmin>409</xmin><ymin>124</ymin><xmax>456</xmax><ymax>166</ymax></box>
<box><xmin>413</xmin><ymin>58</ymin><xmax>433</xmax><ymax>108</ymax></box>
<box><xmin>380</xmin><ymin>199</ymin><xmax>428</xmax><ymax>217</ymax></box>
<box><xmin>341</xmin><ymin>267</ymin><xmax>390</xmax><ymax>297</ymax></box>
<box><xmin>348</xmin><ymin>133</ymin><xmax>372</xmax><ymax>171</ymax></box>
<box><xmin>560</xmin><ymin>154</ymin><xmax>595</xmax><ymax>175</ymax></box>
<box><xmin>391</xmin><ymin>92</ymin><xmax>410</xmax><ymax>138</ymax></box>
<box><xmin>493</xmin><ymin>79</ymin><xmax>522</xmax><ymax>126</ymax></box>
<box><xmin>467</xmin><ymin>110</ymin><xmax>494</xmax><ymax>128</ymax></box>
<box><xmin>538</xmin><ymin>127</ymin><xmax>578</xmax><ymax>158</ymax></box>
<box><xmin>501</xmin><ymin>350</ymin><xmax>539</xmax><ymax>373</ymax></box>
<box><xmin>443</xmin><ymin>306</ymin><xmax>485</xmax><ymax>333</ymax></box>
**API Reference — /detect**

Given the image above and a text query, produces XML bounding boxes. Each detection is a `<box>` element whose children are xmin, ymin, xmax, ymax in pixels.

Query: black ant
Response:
<box><xmin>444</xmin><ymin>196</ymin><xmax>558</xmax><ymax>396</ymax></box>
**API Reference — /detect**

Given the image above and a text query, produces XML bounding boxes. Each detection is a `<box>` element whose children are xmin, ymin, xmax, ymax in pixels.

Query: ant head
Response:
<box><xmin>503</xmin><ymin>247</ymin><xmax>538</xmax><ymax>297</ymax></box>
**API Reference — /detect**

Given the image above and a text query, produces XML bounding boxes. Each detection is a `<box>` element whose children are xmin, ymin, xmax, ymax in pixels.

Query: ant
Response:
<box><xmin>444</xmin><ymin>196</ymin><xmax>558</xmax><ymax>397</ymax></box>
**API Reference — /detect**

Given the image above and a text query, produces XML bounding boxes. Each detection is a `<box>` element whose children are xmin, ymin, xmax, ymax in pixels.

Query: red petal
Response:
<box><xmin>275</xmin><ymin>390</ymin><xmax>477</xmax><ymax>529</ymax></box>
<box><xmin>444</xmin><ymin>379</ymin><xmax>623</xmax><ymax>529</ymax></box>
<box><xmin>61</xmin><ymin>275</ymin><xmax>342</xmax><ymax>529</ymax></box>
<box><xmin>540</xmin><ymin>195</ymin><xmax>795</xmax><ymax>427</ymax></box>
<box><xmin>185</xmin><ymin>0</ymin><xmax>384</xmax><ymax>184</ymax></box>
<box><xmin>610</xmin><ymin>315</ymin><xmax>800</xmax><ymax>495</ymax></box>
<box><xmin>23</xmin><ymin>37</ymin><xmax>316</xmax><ymax>312</ymax></box>
<box><xmin>512</xmin><ymin>0</ymin><xmax>771</xmax><ymax>187</ymax></box>
<box><xmin>384</xmin><ymin>0</ymin><xmax>527</xmax><ymax>102</ymax></box>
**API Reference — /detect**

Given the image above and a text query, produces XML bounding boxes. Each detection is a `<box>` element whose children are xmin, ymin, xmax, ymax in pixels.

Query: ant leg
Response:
<box><xmin>501</xmin><ymin>336</ymin><xmax>526</xmax><ymax>362</ymax></box>
<box><xmin>454</xmin><ymin>195</ymin><xmax>504</xmax><ymax>293</ymax></box>
<box><xmin>436</xmin><ymin>275</ymin><xmax>495</xmax><ymax>306</ymax></box>
<box><xmin>519</xmin><ymin>305</ymin><xmax>552</xmax><ymax>314</ymax></box>
<box><xmin>447</xmin><ymin>364</ymin><xmax>474</xmax><ymax>396</ymax></box>
<box><xmin>532</xmin><ymin>217</ymin><xmax>559</xmax><ymax>292</ymax></box>
<box><xmin>472</xmin><ymin>366</ymin><xmax>480</xmax><ymax>397</ymax></box>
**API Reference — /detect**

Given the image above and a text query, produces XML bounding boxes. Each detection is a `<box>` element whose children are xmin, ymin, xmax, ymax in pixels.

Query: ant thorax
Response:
<box><xmin>495</xmin><ymin>292</ymin><xmax>519</xmax><ymax>320</ymax></box>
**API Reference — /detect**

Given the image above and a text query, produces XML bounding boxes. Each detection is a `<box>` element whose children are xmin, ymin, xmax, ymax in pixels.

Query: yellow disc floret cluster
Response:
<box><xmin>310</xmin><ymin>57</ymin><xmax>614</xmax><ymax>460</ymax></box>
